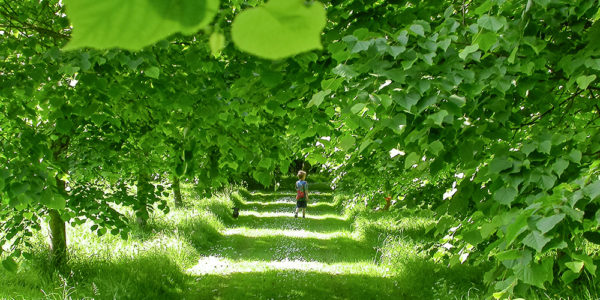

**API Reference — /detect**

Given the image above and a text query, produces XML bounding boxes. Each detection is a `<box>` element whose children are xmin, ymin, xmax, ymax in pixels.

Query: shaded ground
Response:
<box><xmin>184</xmin><ymin>188</ymin><xmax>406</xmax><ymax>299</ymax></box>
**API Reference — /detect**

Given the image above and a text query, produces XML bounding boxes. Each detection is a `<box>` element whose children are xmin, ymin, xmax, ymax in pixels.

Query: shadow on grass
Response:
<box><xmin>187</xmin><ymin>269</ymin><xmax>435</xmax><ymax>299</ymax></box>
<box><xmin>199</xmin><ymin>234</ymin><xmax>376</xmax><ymax>264</ymax></box>
<box><xmin>247</xmin><ymin>192</ymin><xmax>334</xmax><ymax>202</ymax></box>
<box><xmin>129</xmin><ymin>214</ymin><xmax>224</xmax><ymax>250</ymax></box>
<box><xmin>66</xmin><ymin>254</ymin><xmax>192</xmax><ymax>299</ymax></box>
<box><xmin>5</xmin><ymin>251</ymin><xmax>194</xmax><ymax>300</ymax></box>
<box><xmin>231</xmin><ymin>214</ymin><xmax>352</xmax><ymax>233</ymax></box>
<box><xmin>240</xmin><ymin>201</ymin><xmax>340</xmax><ymax>215</ymax></box>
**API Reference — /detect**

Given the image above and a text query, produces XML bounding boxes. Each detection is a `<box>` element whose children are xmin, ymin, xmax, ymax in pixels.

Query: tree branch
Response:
<box><xmin>520</xmin><ymin>89</ymin><xmax>583</xmax><ymax>127</ymax></box>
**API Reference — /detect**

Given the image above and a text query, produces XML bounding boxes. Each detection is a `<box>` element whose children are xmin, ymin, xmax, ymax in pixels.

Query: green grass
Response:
<box><xmin>1</xmin><ymin>185</ymin><xmax>493</xmax><ymax>299</ymax></box>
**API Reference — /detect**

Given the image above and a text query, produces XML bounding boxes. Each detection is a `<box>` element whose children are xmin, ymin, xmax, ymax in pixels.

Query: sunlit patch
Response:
<box><xmin>244</xmin><ymin>199</ymin><xmax>295</xmax><ymax>205</ymax></box>
<box><xmin>240</xmin><ymin>211</ymin><xmax>346</xmax><ymax>221</ymax></box>
<box><xmin>224</xmin><ymin>228</ymin><xmax>349</xmax><ymax>240</ymax></box>
<box><xmin>187</xmin><ymin>256</ymin><xmax>387</xmax><ymax>276</ymax></box>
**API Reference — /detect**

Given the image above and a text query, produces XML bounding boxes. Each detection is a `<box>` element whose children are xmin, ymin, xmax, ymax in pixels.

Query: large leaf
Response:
<box><xmin>489</xmin><ymin>157</ymin><xmax>512</xmax><ymax>174</ymax></box>
<box><xmin>231</xmin><ymin>0</ymin><xmax>326</xmax><ymax>59</ymax></box>
<box><xmin>494</xmin><ymin>187</ymin><xmax>517</xmax><ymax>205</ymax></box>
<box><xmin>536</xmin><ymin>214</ymin><xmax>565</xmax><ymax>234</ymax></box>
<box><xmin>404</xmin><ymin>152</ymin><xmax>420</xmax><ymax>169</ymax></box>
<box><xmin>1</xmin><ymin>257</ymin><xmax>17</xmax><ymax>272</ymax></box>
<box><xmin>583</xmin><ymin>180</ymin><xmax>600</xmax><ymax>200</ymax></box>
<box><xmin>307</xmin><ymin>89</ymin><xmax>331</xmax><ymax>108</ymax></box>
<box><xmin>476</xmin><ymin>31</ymin><xmax>497</xmax><ymax>51</ymax></box>
<box><xmin>477</xmin><ymin>15</ymin><xmax>506</xmax><ymax>32</ymax></box>
<box><xmin>338</xmin><ymin>135</ymin><xmax>356</xmax><ymax>152</ymax></box>
<box><xmin>520</xmin><ymin>258</ymin><xmax>553</xmax><ymax>288</ymax></box>
<box><xmin>522</xmin><ymin>231</ymin><xmax>551</xmax><ymax>252</ymax></box>
<box><xmin>552</xmin><ymin>158</ymin><xmax>569</xmax><ymax>177</ymax></box>
<box><xmin>64</xmin><ymin>0</ymin><xmax>219</xmax><ymax>50</ymax></box>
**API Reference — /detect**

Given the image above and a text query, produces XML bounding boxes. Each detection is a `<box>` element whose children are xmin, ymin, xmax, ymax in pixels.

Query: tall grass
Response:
<box><xmin>0</xmin><ymin>184</ymin><xmax>237</xmax><ymax>299</ymax></box>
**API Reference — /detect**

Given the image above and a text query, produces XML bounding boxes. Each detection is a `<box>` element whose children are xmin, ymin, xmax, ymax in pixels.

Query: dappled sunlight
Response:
<box><xmin>240</xmin><ymin>210</ymin><xmax>346</xmax><ymax>221</ymax></box>
<box><xmin>187</xmin><ymin>255</ymin><xmax>387</xmax><ymax>276</ymax></box>
<box><xmin>224</xmin><ymin>228</ymin><xmax>349</xmax><ymax>240</ymax></box>
<box><xmin>240</xmin><ymin>201</ymin><xmax>339</xmax><ymax>215</ymax></box>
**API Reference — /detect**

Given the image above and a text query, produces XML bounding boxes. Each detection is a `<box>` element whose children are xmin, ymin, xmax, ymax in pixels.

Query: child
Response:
<box><xmin>295</xmin><ymin>170</ymin><xmax>309</xmax><ymax>218</ymax></box>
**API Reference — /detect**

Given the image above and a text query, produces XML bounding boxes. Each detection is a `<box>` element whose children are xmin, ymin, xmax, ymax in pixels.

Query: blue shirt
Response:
<box><xmin>296</xmin><ymin>180</ymin><xmax>307</xmax><ymax>194</ymax></box>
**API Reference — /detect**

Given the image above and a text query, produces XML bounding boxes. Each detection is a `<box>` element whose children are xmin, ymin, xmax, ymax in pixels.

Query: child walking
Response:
<box><xmin>295</xmin><ymin>170</ymin><xmax>309</xmax><ymax>218</ymax></box>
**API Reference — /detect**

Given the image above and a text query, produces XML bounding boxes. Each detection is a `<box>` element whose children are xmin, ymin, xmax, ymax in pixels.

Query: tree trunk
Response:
<box><xmin>50</xmin><ymin>140</ymin><xmax>68</xmax><ymax>268</ymax></box>
<box><xmin>173</xmin><ymin>175</ymin><xmax>182</xmax><ymax>208</ymax></box>
<box><xmin>49</xmin><ymin>208</ymin><xmax>67</xmax><ymax>266</ymax></box>
<box><xmin>136</xmin><ymin>169</ymin><xmax>150</xmax><ymax>227</ymax></box>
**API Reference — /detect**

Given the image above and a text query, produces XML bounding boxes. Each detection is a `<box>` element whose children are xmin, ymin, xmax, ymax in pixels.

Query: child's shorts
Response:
<box><xmin>296</xmin><ymin>199</ymin><xmax>307</xmax><ymax>208</ymax></box>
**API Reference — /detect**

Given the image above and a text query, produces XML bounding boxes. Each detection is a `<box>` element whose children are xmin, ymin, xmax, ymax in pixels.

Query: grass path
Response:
<box><xmin>185</xmin><ymin>189</ymin><xmax>402</xmax><ymax>299</ymax></box>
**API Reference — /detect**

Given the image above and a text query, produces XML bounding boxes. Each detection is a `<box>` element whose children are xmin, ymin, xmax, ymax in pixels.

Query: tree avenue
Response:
<box><xmin>1</xmin><ymin>0</ymin><xmax>599</xmax><ymax>298</ymax></box>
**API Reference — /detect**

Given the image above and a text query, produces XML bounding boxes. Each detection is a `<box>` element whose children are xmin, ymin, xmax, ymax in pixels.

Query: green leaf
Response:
<box><xmin>540</xmin><ymin>174</ymin><xmax>556</xmax><ymax>190</ymax></box>
<box><xmin>496</xmin><ymin>249</ymin><xmax>522</xmax><ymax>261</ymax></box>
<box><xmin>505</xmin><ymin>213</ymin><xmax>529</xmax><ymax>245</ymax></box>
<box><xmin>561</xmin><ymin>270</ymin><xmax>580</xmax><ymax>284</ymax></box>
<box><xmin>307</xmin><ymin>89</ymin><xmax>331</xmax><ymax>108</ymax></box>
<box><xmin>44</xmin><ymin>193</ymin><xmax>66</xmax><ymax>210</ymax></box>
<box><xmin>10</xmin><ymin>182</ymin><xmax>30</xmax><ymax>196</ymax></box>
<box><xmin>409</xmin><ymin>24</ymin><xmax>425</xmax><ymax>37</ymax></box>
<box><xmin>476</xmin><ymin>31</ymin><xmax>497</xmax><ymax>52</ymax></box>
<box><xmin>209</xmin><ymin>32</ymin><xmax>225</xmax><ymax>56</ymax></box>
<box><xmin>552</xmin><ymin>158</ymin><xmax>569</xmax><ymax>177</ymax></box>
<box><xmin>494</xmin><ymin>187</ymin><xmax>517</xmax><ymax>205</ymax></box>
<box><xmin>538</xmin><ymin>140</ymin><xmax>551</xmax><ymax>154</ymax></box>
<box><xmin>333</xmin><ymin>64</ymin><xmax>359</xmax><ymax>79</ymax></box>
<box><xmin>565</xmin><ymin>261</ymin><xmax>584</xmax><ymax>273</ymax></box>
<box><xmin>429</xmin><ymin>141</ymin><xmax>444</xmax><ymax>156</ymax></box>
<box><xmin>536</xmin><ymin>214</ymin><xmax>565</xmax><ymax>234</ymax></box>
<box><xmin>64</xmin><ymin>0</ymin><xmax>219</xmax><ymax>51</ymax></box>
<box><xmin>521</xmin><ymin>258</ymin><xmax>553</xmax><ymax>288</ymax></box>
<box><xmin>463</xmin><ymin>230</ymin><xmax>483</xmax><ymax>245</ymax></box>
<box><xmin>358</xmin><ymin>139</ymin><xmax>373</xmax><ymax>153</ymax></box>
<box><xmin>489</xmin><ymin>157</ymin><xmax>512</xmax><ymax>174</ymax></box>
<box><xmin>321</xmin><ymin>78</ymin><xmax>344</xmax><ymax>91</ymax></box>
<box><xmin>522</xmin><ymin>230</ymin><xmax>551</xmax><ymax>252</ymax></box>
<box><xmin>428</xmin><ymin>110</ymin><xmax>448</xmax><ymax>126</ymax></box>
<box><xmin>252</xmin><ymin>170</ymin><xmax>272</xmax><ymax>186</ymax></box>
<box><xmin>576</xmin><ymin>75</ymin><xmax>596</xmax><ymax>90</ymax></box>
<box><xmin>477</xmin><ymin>15</ymin><xmax>505</xmax><ymax>32</ymax></box>
<box><xmin>395</xmin><ymin>92</ymin><xmax>420</xmax><ymax>111</ymax></box>
<box><xmin>2</xmin><ymin>257</ymin><xmax>17</xmax><ymax>272</ymax></box>
<box><xmin>568</xmin><ymin>149</ymin><xmax>582</xmax><ymax>164</ymax></box>
<box><xmin>404</xmin><ymin>152</ymin><xmax>420</xmax><ymax>169</ymax></box>
<box><xmin>474</xmin><ymin>1</ymin><xmax>494</xmax><ymax>15</ymax></box>
<box><xmin>379</xmin><ymin>95</ymin><xmax>392</xmax><ymax>108</ymax></box>
<box><xmin>448</xmin><ymin>94</ymin><xmax>466</xmax><ymax>107</ymax></box>
<box><xmin>351</xmin><ymin>103</ymin><xmax>367</xmax><ymax>114</ymax></box>
<box><xmin>571</xmin><ymin>253</ymin><xmax>597</xmax><ymax>274</ymax></box>
<box><xmin>585</xmin><ymin>58</ymin><xmax>600</xmax><ymax>70</ymax></box>
<box><xmin>338</xmin><ymin>135</ymin><xmax>356</xmax><ymax>152</ymax></box>
<box><xmin>508</xmin><ymin>45</ymin><xmax>519</xmax><ymax>64</ymax></box>
<box><xmin>351</xmin><ymin>40</ymin><xmax>372</xmax><ymax>53</ymax></box>
<box><xmin>583</xmin><ymin>181</ymin><xmax>600</xmax><ymax>200</ymax></box>
<box><xmin>144</xmin><ymin>67</ymin><xmax>160</xmax><ymax>79</ymax></box>
<box><xmin>231</xmin><ymin>0</ymin><xmax>326</xmax><ymax>59</ymax></box>
<box><xmin>459</xmin><ymin>44</ymin><xmax>479</xmax><ymax>60</ymax></box>
<box><xmin>55</xmin><ymin>118</ymin><xmax>73</xmax><ymax>135</ymax></box>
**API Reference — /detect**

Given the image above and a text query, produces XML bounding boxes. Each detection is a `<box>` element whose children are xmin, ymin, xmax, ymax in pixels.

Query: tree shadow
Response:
<box><xmin>128</xmin><ymin>213</ymin><xmax>223</xmax><ymax>250</ymax></box>
<box><xmin>187</xmin><ymin>269</ymin><xmax>427</xmax><ymax>299</ymax></box>
<box><xmin>246</xmin><ymin>192</ymin><xmax>334</xmax><ymax>203</ymax></box>
<box><xmin>21</xmin><ymin>252</ymin><xmax>194</xmax><ymax>300</ymax></box>
<box><xmin>198</xmin><ymin>234</ymin><xmax>376</xmax><ymax>264</ymax></box>
<box><xmin>240</xmin><ymin>201</ymin><xmax>340</xmax><ymax>215</ymax></box>
<box><xmin>231</xmin><ymin>214</ymin><xmax>353</xmax><ymax>234</ymax></box>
